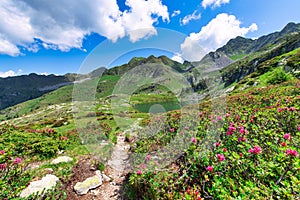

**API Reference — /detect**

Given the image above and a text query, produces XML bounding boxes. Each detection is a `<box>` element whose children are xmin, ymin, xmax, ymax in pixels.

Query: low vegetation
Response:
<box><xmin>0</xmin><ymin>23</ymin><xmax>300</xmax><ymax>199</ymax></box>
<box><xmin>125</xmin><ymin>80</ymin><xmax>300</xmax><ymax>199</ymax></box>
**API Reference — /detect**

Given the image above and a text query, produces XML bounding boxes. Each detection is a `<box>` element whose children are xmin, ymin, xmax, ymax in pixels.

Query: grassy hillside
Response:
<box><xmin>0</xmin><ymin>23</ymin><xmax>300</xmax><ymax>199</ymax></box>
<box><xmin>125</xmin><ymin>79</ymin><xmax>300</xmax><ymax>199</ymax></box>
<box><xmin>2</xmin><ymin>72</ymin><xmax>298</xmax><ymax>199</ymax></box>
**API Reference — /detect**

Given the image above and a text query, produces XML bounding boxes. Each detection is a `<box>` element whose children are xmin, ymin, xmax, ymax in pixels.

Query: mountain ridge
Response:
<box><xmin>1</xmin><ymin>22</ymin><xmax>300</xmax><ymax>111</ymax></box>
<box><xmin>217</xmin><ymin>22</ymin><xmax>300</xmax><ymax>56</ymax></box>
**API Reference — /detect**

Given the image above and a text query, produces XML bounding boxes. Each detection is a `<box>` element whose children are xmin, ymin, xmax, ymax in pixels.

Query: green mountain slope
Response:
<box><xmin>0</xmin><ymin>73</ymin><xmax>74</xmax><ymax>110</ymax></box>
<box><xmin>0</xmin><ymin>22</ymin><xmax>300</xmax><ymax>199</ymax></box>
<box><xmin>0</xmin><ymin>56</ymin><xmax>188</xmax><ymax>121</ymax></box>
<box><xmin>217</xmin><ymin>22</ymin><xmax>300</xmax><ymax>57</ymax></box>
<box><xmin>220</xmin><ymin>32</ymin><xmax>300</xmax><ymax>87</ymax></box>
<box><xmin>1</xmin><ymin>23</ymin><xmax>300</xmax><ymax>112</ymax></box>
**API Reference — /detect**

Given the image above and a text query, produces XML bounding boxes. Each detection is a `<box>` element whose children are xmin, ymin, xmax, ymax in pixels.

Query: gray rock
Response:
<box><xmin>44</xmin><ymin>168</ymin><xmax>54</xmax><ymax>173</ymax></box>
<box><xmin>225</xmin><ymin>86</ymin><xmax>235</xmax><ymax>93</ymax></box>
<box><xmin>102</xmin><ymin>173</ymin><xmax>112</xmax><ymax>182</ymax></box>
<box><xmin>74</xmin><ymin>170</ymin><xmax>102</xmax><ymax>195</ymax></box>
<box><xmin>20</xmin><ymin>174</ymin><xmax>59</xmax><ymax>198</ymax></box>
<box><xmin>51</xmin><ymin>156</ymin><xmax>73</xmax><ymax>164</ymax></box>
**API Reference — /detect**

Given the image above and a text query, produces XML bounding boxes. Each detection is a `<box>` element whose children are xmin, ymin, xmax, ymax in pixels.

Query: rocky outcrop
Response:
<box><xmin>51</xmin><ymin>156</ymin><xmax>73</xmax><ymax>164</ymax></box>
<box><xmin>20</xmin><ymin>174</ymin><xmax>59</xmax><ymax>198</ymax></box>
<box><xmin>74</xmin><ymin>170</ymin><xmax>103</xmax><ymax>195</ymax></box>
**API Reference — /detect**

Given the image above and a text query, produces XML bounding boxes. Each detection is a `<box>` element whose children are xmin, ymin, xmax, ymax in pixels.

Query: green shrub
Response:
<box><xmin>267</xmin><ymin>68</ymin><xmax>289</xmax><ymax>84</ymax></box>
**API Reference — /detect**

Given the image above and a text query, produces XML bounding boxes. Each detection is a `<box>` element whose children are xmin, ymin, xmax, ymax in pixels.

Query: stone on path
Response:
<box><xmin>20</xmin><ymin>174</ymin><xmax>59</xmax><ymax>198</ymax></box>
<box><xmin>51</xmin><ymin>156</ymin><xmax>73</xmax><ymax>164</ymax></box>
<box><xmin>102</xmin><ymin>173</ymin><xmax>112</xmax><ymax>182</ymax></box>
<box><xmin>74</xmin><ymin>170</ymin><xmax>103</xmax><ymax>195</ymax></box>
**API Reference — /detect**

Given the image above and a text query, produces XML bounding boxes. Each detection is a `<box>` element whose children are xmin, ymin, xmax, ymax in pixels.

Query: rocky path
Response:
<box><xmin>96</xmin><ymin>133</ymin><xmax>131</xmax><ymax>199</ymax></box>
<box><xmin>65</xmin><ymin>132</ymin><xmax>131</xmax><ymax>200</ymax></box>
<box><xmin>20</xmin><ymin>121</ymin><xmax>138</xmax><ymax>199</ymax></box>
<box><xmin>92</xmin><ymin>119</ymin><xmax>143</xmax><ymax>199</ymax></box>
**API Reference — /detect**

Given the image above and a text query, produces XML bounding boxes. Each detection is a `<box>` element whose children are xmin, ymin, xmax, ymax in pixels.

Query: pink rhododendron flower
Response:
<box><xmin>191</xmin><ymin>137</ymin><xmax>197</xmax><ymax>143</ymax></box>
<box><xmin>217</xmin><ymin>154</ymin><xmax>225</xmax><ymax>162</ymax></box>
<box><xmin>225</xmin><ymin>113</ymin><xmax>230</xmax><ymax>118</ymax></box>
<box><xmin>248</xmin><ymin>146</ymin><xmax>261</xmax><ymax>154</ymax></box>
<box><xmin>60</xmin><ymin>136</ymin><xmax>68</xmax><ymax>140</ymax></box>
<box><xmin>136</xmin><ymin>170</ymin><xmax>142</xmax><ymax>175</ymax></box>
<box><xmin>48</xmin><ymin>128</ymin><xmax>54</xmax><ymax>133</ymax></box>
<box><xmin>186</xmin><ymin>188</ymin><xmax>191</xmax><ymax>195</ymax></box>
<box><xmin>223</xmin><ymin>148</ymin><xmax>227</xmax><ymax>152</ymax></box>
<box><xmin>170</xmin><ymin>128</ymin><xmax>175</xmax><ymax>133</ymax></box>
<box><xmin>238</xmin><ymin>137</ymin><xmax>246</xmax><ymax>142</ymax></box>
<box><xmin>250</xmin><ymin>116</ymin><xmax>255</xmax><ymax>123</ymax></box>
<box><xmin>217</xmin><ymin>116</ymin><xmax>222</xmax><ymax>121</ymax></box>
<box><xmin>215</xmin><ymin>142</ymin><xmax>220</xmax><ymax>147</ymax></box>
<box><xmin>145</xmin><ymin>155</ymin><xmax>151</xmax><ymax>161</ymax></box>
<box><xmin>280</xmin><ymin>142</ymin><xmax>287</xmax><ymax>147</ymax></box>
<box><xmin>228</xmin><ymin>126</ymin><xmax>236</xmax><ymax>132</ymax></box>
<box><xmin>298</xmin><ymin>125</ymin><xmax>300</xmax><ymax>131</ymax></box>
<box><xmin>211</xmin><ymin>119</ymin><xmax>217</xmax><ymax>123</ymax></box>
<box><xmin>0</xmin><ymin>163</ymin><xmax>6</xmax><ymax>170</ymax></box>
<box><xmin>184</xmin><ymin>126</ymin><xmax>189</xmax><ymax>130</ymax></box>
<box><xmin>239</xmin><ymin>127</ymin><xmax>245</xmax><ymax>134</ymax></box>
<box><xmin>278</xmin><ymin>108</ymin><xmax>283</xmax><ymax>112</ymax></box>
<box><xmin>0</xmin><ymin>150</ymin><xmax>4</xmax><ymax>155</ymax></box>
<box><xmin>141</xmin><ymin>164</ymin><xmax>146</xmax><ymax>169</ymax></box>
<box><xmin>286</xmin><ymin>149</ymin><xmax>298</xmax><ymax>157</ymax></box>
<box><xmin>226</xmin><ymin>131</ymin><xmax>233</xmax><ymax>136</ymax></box>
<box><xmin>206</xmin><ymin>166</ymin><xmax>214</xmax><ymax>172</ymax></box>
<box><xmin>283</xmin><ymin>133</ymin><xmax>291</xmax><ymax>140</ymax></box>
<box><xmin>289</xmin><ymin>107</ymin><xmax>295</xmax><ymax>111</ymax></box>
<box><xmin>13</xmin><ymin>157</ymin><xmax>22</xmax><ymax>164</ymax></box>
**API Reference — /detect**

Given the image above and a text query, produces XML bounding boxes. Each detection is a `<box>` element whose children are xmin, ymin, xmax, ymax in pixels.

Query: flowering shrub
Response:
<box><xmin>126</xmin><ymin>80</ymin><xmax>300</xmax><ymax>199</ymax></box>
<box><xmin>248</xmin><ymin>146</ymin><xmax>262</xmax><ymax>154</ymax></box>
<box><xmin>0</xmin><ymin>124</ymin><xmax>81</xmax><ymax>199</ymax></box>
<box><xmin>0</xmin><ymin>148</ymin><xmax>30</xmax><ymax>199</ymax></box>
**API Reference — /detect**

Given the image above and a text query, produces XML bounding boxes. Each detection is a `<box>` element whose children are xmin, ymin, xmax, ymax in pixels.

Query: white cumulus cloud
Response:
<box><xmin>121</xmin><ymin>0</ymin><xmax>169</xmax><ymax>42</ymax></box>
<box><xmin>180</xmin><ymin>37</ymin><xmax>207</xmax><ymax>61</ymax></box>
<box><xmin>202</xmin><ymin>0</ymin><xmax>230</xmax><ymax>9</ymax></box>
<box><xmin>180</xmin><ymin>11</ymin><xmax>201</xmax><ymax>26</ymax></box>
<box><xmin>180</xmin><ymin>13</ymin><xmax>258</xmax><ymax>61</ymax></box>
<box><xmin>0</xmin><ymin>0</ymin><xmax>169</xmax><ymax>56</ymax></box>
<box><xmin>0</xmin><ymin>69</ymin><xmax>22</xmax><ymax>78</ymax></box>
<box><xmin>171</xmin><ymin>53</ymin><xmax>184</xmax><ymax>63</ymax></box>
<box><xmin>171</xmin><ymin>10</ymin><xmax>181</xmax><ymax>17</ymax></box>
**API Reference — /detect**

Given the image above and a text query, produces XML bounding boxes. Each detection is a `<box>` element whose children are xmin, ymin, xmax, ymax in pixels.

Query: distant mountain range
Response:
<box><xmin>1</xmin><ymin>22</ymin><xmax>300</xmax><ymax>110</ymax></box>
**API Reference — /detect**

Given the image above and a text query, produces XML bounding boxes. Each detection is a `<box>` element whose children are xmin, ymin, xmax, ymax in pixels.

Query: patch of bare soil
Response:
<box><xmin>62</xmin><ymin>133</ymin><xmax>131</xmax><ymax>200</ymax></box>
<box><xmin>62</xmin><ymin>156</ymin><xmax>97</xmax><ymax>200</ymax></box>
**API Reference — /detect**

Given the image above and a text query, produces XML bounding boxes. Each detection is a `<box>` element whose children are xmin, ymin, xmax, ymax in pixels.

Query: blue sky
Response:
<box><xmin>0</xmin><ymin>0</ymin><xmax>300</xmax><ymax>77</ymax></box>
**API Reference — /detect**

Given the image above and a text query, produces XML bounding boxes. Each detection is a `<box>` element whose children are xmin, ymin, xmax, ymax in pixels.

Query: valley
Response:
<box><xmin>0</xmin><ymin>23</ymin><xmax>300</xmax><ymax>199</ymax></box>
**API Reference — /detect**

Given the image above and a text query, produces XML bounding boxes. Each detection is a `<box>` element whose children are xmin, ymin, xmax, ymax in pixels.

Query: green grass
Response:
<box><xmin>96</xmin><ymin>75</ymin><xmax>121</xmax><ymax>98</ymax></box>
<box><xmin>230</xmin><ymin>53</ymin><xmax>247</xmax><ymax>60</ymax></box>
<box><xmin>125</xmin><ymin>79</ymin><xmax>300</xmax><ymax>199</ymax></box>
<box><xmin>130</xmin><ymin>93</ymin><xmax>178</xmax><ymax>105</ymax></box>
<box><xmin>1</xmin><ymin>46</ymin><xmax>300</xmax><ymax>199</ymax></box>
